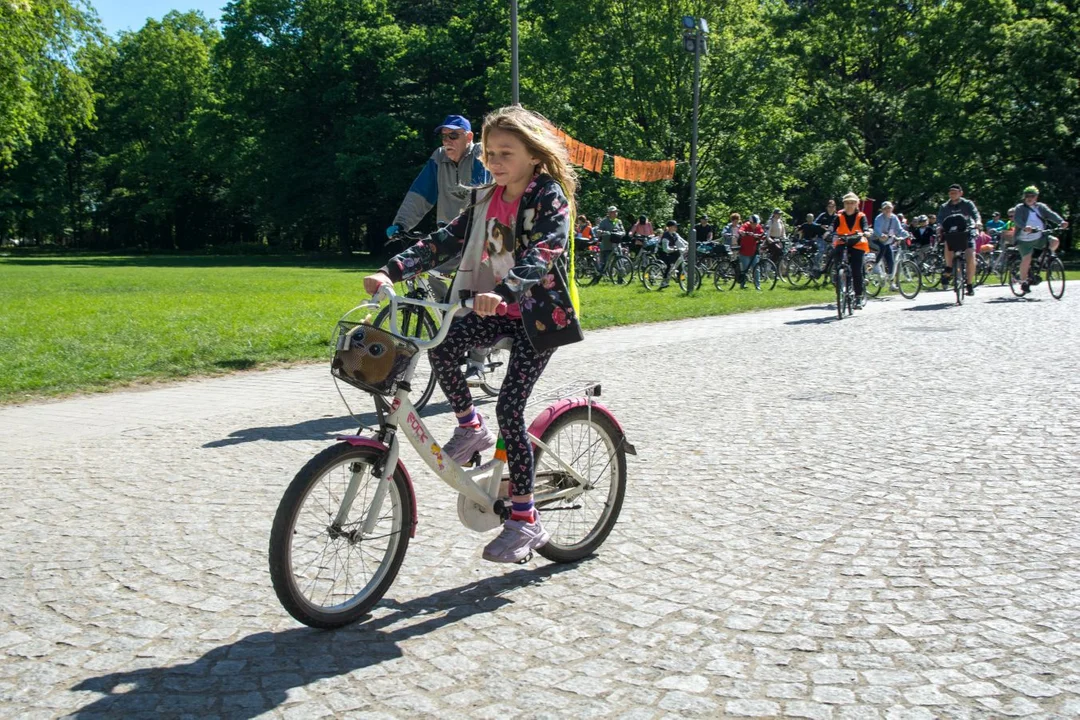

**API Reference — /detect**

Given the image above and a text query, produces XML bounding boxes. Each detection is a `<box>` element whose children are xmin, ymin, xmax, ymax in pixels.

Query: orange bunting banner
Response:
<box><xmin>548</xmin><ymin>124</ymin><xmax>673</xmax><ymax>181</ymax></box>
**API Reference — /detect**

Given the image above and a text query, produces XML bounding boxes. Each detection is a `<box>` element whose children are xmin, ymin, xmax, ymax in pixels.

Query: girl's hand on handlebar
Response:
<box><xmin>363</xmin><ymin>272</ymin><xmax>393</xmax><ymax>296</ymax></box>
<box><xmin>473</xmin><ymin>292</ymin><xmax>505</xmax><ymax>317</ymax></box>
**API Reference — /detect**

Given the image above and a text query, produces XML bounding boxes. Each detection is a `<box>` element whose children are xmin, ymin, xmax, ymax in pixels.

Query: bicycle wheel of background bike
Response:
<box><xmin>785</xmin><ymin>255</ymin><xmax>814</xmax><ymax>287</ymax></box>
<box><xmin>759</xmin><ymin>259</ymin><xmax>779</xmax><ymax>290</ymax></box>
<box><xmin>1046</xmin><ymin>257</ymin><xmax>1066</xmax><ymax>299</ymax></box>
<box><xmin>954</xmin><ymin>269</ymin><xmax>964</xmax><ymax>305</ymax></box>
<box><xmin>532</xmin><ymin>406</ymin><xmax>627</xmax><ymax>563</ymax></box>
<box><xmin>607</xmin><ymin>256</ymin><xmax>633</xmax><ymax>285</ymax></box>
<box><xmin>835</xmin><ymin>268</ymin><xmax>846</xmax><ymax>320</ymax></box>
<box><xmin>713</xmin><ymin>259</ymin><xmax>737</xmax><ymax>290</ymax></box>
<box><xmin>479</xmin><ymin>345</ymin><xmax>509</xmax><ymax>396</ymax></box>
<box><xmin>269</xmin><ymin>443</ymin><xmax>412</xmax><ymax>629</ymax></box>
<box><xmin>975</xmin><ymin>254</ymin><xmax>991</xmax><ymax>287</ymax></box>
<box><xmin>677</xmin><ymin>263</ymin><xmax>706</xmax><ymax>292</ymax></box>
<box><xmin>373</xmin><ymin>305</ymin><xmax>438</xmax><ymax>412</ymax></box>
<box><xmin>641</xmin><ymin>261</ymin><xmax>666</xmax><ymax>290</ymax></box>
<box><xmin>864</xmin><ymin>262</ymin><xmax>884</xmax><ymax>297</ymax></box>
<box><xmin>897</xmin><ymin>259</ymin><xmax>922</xmax><ymax>299</ymax></box>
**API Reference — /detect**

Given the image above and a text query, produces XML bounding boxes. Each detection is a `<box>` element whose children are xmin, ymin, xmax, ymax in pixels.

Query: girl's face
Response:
<box><xmin>484</xmin><ymin>129</ymin><xmax>539</xmax><ymax>186</ymax></box>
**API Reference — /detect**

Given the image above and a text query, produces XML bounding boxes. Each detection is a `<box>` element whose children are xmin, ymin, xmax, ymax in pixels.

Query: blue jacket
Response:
<box><xmin>392</xmin><ymin>143</ymin><xmax>490</xmax><ymax>230</ymax></box>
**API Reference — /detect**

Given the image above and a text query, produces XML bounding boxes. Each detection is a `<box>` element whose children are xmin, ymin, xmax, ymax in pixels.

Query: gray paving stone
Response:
<box><xmin>1</xmin><ymin>285</ymin><xmax>1079</xmax><ymax>717</ymax></box>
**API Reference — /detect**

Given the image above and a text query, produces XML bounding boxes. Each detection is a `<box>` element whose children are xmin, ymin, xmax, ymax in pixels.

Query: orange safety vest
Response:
<box><xmin>833</xmin><ymin>212</ymin><xmax>869</xmax><ymax>251</ymax></box>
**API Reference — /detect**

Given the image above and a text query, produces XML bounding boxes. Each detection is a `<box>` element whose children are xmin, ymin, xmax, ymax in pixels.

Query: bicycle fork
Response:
<box><xmin>330</xmin><ymin>434</ymin><xmax>401</xmax><ymax>537</ymax></box>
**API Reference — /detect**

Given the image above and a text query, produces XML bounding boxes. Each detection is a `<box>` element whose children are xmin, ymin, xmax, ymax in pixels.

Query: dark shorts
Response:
<box><xmin>942</xmin><ymin>230</ymin><xmax>975</xmax><ymax>252</ymax></box>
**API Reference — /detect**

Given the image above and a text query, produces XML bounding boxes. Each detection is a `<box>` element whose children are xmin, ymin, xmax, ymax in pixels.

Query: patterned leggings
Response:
<box><xmin>428</xmin><ymin>313</ymin><xmax>555</xmax><ymax>496</ymax></box>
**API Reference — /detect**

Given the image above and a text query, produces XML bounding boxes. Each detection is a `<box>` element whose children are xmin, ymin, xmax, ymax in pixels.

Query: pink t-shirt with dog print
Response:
<box><xmin>479</xmin><ymin>187</ymin><xmax>522</xmax><ymax>318</ymax></box>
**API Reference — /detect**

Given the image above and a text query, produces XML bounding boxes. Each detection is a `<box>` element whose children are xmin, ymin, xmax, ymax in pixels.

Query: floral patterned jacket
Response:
<box><xmin>382</xmin><ymin>173</ymin><xmax>584</xmax><ymax>352</ymax></box>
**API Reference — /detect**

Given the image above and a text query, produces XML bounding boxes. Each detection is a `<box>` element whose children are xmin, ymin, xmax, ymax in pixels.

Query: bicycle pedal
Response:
<box><xmin>516</xmin><ymin>551</ymin><xmax>534</xmax><ymax>565</ymax></box>
<box><xmin>466</xmin><ymin>451</ymin><xmax>482</xmax><ymax>467</ymax></box>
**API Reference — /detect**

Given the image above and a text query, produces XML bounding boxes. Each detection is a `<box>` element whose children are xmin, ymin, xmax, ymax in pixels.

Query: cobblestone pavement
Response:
<box><xmin>2</xmin><ymin>284</ymin><xmax>1079</xmax><ymax>719</ymax></box>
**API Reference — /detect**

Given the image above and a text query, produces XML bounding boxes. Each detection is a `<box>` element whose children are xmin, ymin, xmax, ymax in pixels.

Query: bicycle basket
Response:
<box><xmin>331</xmin><ymin>321</ymin><xmax>419</xmax><ymax>396</ymax></box>
<box><xmin>942</xmin><ymin>230</ymin><xmax>971</xmax><ymax>253</ymax></box>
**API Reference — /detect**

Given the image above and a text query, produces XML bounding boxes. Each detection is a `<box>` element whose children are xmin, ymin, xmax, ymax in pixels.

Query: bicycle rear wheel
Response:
<box><xmin>713</xmin><ymin>259</ymin><xmax>737</xmax><ymax>290</ymax></box>
<box><xmin>759</xmin><ymin>259</ymin><xmax>779</xmax><ymax>290</ymax></box>
<box><xmin>786</xmin><ymin>254</ymin><xmax>814</xmax><ymax>287</ymax></box>
<box><xmin>1046</xmin><ymin>257</ymin><xmax>1066</xmax><ymax>299</ymax></box>
<box><xmin>641</xmin><ymin>261</ymin><xmax>666</xmax><ymax>290</ymax></box>
<box><xmin>896</xmin><ymin>259</ymin><xmax>921</xmax><ymax>299</ymax></box>
<box><xmin>975</xmin><ymin>254</ymin><xmax>991</xmax><ymax>287</ymax></box>
<box><xmin>269</xmin><ymin>443</ymin><xmax>412</xmax><ymax>629</ymax></box>
<box><xmin>607</xmin><ymin>256</ymin><xmax>633</xmax><ymax>285</ymax></box>
<box><xmin>373</xmin><ymin>304</ymin><xmax>438</xmax><ymax>412</ymax></box>
<box><xmin>677</xmin><ymin>263</ymin><xmax>706</xmax><ymax>292</ymax></box>
<box><xmin>864</xmin><ymin>261</ymin><xmax>884</xmax><ymax>297</ymax></box>
<box><xmin>532</xmin><ymin>406</ymin><xmax>627</xmax><ymax>563</ymax></box>
<box><xmin>835</xmin><ymin>267</ymin><xmax>846</xmax><ymax>320</ymax></box>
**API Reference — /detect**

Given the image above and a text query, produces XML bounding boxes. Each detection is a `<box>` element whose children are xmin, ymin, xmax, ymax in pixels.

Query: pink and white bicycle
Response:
<box><xmin>269</xmin><ymin>286</ymin><xmax>633</xmax><ymax>629</ymax></box>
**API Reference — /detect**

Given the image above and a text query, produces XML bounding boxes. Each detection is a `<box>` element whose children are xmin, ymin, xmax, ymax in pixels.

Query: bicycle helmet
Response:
<box><xmin>750</xmin><ymin>214</ymin><xmax>760</xmax><ymax>224</ymax></box>
<box><xmin>666</xmin><ymin>219</ymin><xmax>678</xmax><ymax>227</ymax></box>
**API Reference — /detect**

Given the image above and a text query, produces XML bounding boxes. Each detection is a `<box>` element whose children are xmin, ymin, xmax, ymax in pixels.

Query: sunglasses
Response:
<box><xmin>440</xmin><ymin>131</ymin><xmax>463</xmax><ymax>141</ymax></box>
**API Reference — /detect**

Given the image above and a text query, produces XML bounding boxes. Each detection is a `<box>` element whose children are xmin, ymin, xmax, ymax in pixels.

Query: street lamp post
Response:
<box><xmin>511</xmin><ymin>0</ymin><xmax>520</xmax><ymax>105</ymax></box>
<box><xmin>681</xmin><ymin>16</ymin><xmax>708</xmax><ymax>293</ymax></box>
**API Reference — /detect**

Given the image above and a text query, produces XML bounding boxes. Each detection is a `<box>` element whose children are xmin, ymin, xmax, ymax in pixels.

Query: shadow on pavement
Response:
<box><xmin>793</xmin><ymin>304</ymin><xmax>834</xmax><ymax>311</ymax></box>
<box><xmin>69</xmin><ymin>562</ymin><xmax>582</xmax><ymax>718</ymax></box>
<box><xmin>902</xmin><ymin>302</ymin><xmax>957</xmax><ymax>312</ymax></box>
<box><xmin>785</xmin><ymin>316</ymin><xmax>836</xmax><ymax>325</ymax></box>
<box><xmin>986</xmin><ymin>296</ymin><xmax>1040</xmax><ymax>304</ymax></box>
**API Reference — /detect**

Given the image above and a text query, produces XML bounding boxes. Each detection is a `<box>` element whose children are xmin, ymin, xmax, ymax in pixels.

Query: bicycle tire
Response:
<box><xmin>269</xmin><ymin>443</ymin><xmax>412</xmax><ymax>629</ymax></box>
<box><xmin>1046</xmin><ymin>256</ymin><xmax>1066</xmax><ymax>299</ymax></box>
<box><xmin>641</xmin><ymin>261</ymin><xmax>667</xmax><ymax>291</ymax></box>
<box><xmin>759</xmin><ymin>259</ymin><xmax>779</xmax><ymax>290</ymax></box>
<box><xmin>677</xmin><ymin>263</ymin><xmax>706</xmax><ymax>292</ymax></box>
<box><xmin>608</xmin><ymin>256</ymin><xmax>633</xmax><ymax>285</ymax></box>
<box><xmin>713</xmin><ymin>259</ymin><xmax>737</xmax><ymax>290</ymax></box>
<box><xmin>864</xmin><ymin>261</ymin><xmax>884</xmax><ymax>297</ymax></box>
<box><xmin>954</xmin><ymin>266</ymin><xmax>964</xmax><ymax>305</ymax></box>
<box><xmin>975</xmin><ymin>254</ymin><xmax>991</xmax><ymax>287</ymax></box>
<box><xmin>373</xmin><ymin>304</ymin><xmax>438</xmax><ymax>412</ymax></box>
<box><xmin>786</xmin><ymin>254</ymin><xmax>814</xmax><ymax>287</ymax></box>
<box><xmin>479</xmin><ymin>345</ymin><xmax>509</xmax><ymax>396</ymax></box>
<box><xmin>835</xmin><ymin>267</ymin><xmax>846</xmax><ymax>320</ymax></box>
<box><xmin>897</xmin><ymin>259</ymin><xmax>921</xmax><ymax>299</ymax></box>
<box><xmin>533</xmin><ymin>406</ymin><xmax>627</xmax><ymax>563</ymax></box>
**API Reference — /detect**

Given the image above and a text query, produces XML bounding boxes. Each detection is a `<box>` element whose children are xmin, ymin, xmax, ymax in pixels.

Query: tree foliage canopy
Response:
<box><xmin>1</xmin><ymin>0</ymin><xmax>1076</xmax><ymax>249</ymax></box>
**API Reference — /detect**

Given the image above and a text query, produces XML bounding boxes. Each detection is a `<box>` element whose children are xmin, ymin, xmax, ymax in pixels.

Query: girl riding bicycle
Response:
<box><xmin>363</xmin><ymin>106</ymin><xmax>582</xmax><ymax>563</ymax></box>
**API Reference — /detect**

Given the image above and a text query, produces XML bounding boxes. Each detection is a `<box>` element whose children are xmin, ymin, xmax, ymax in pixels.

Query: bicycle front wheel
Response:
<box><xmin>759</xmin><ymin>259</ymin><xmax>779</xmax><ymax>290</ymax></box>
<box><xmin>608</xmin><ymin>256</ymin><xmax>633</xmax><ymax>285</ymax></box>
<box><xmin>897</xmin><ymin>259</ymin><xmax>921</xmax><ymax>299</ymax></box>
<box><xmin>975</xmin><ymin>254</ymin><xmax>991</xmax><ymax>287</ymax></box>
<box><xmin>479</xmin><ymin>345</ymin><xmax>509</xmax><ymax>396</ymax></box>
<box><xmin>373</xmin><ymin>304</ymin><xmax>438</xmax><ymax>412</ymax></box>
<box><xmin>642</xmin><ymin>261</ymin><xmax>666</xmax><ymax>290</ymax></box>
<box><xmin>954</xmin><ymin>269</ymin><xmax>964</xmax><ymax>305</ymax></box>
<box><xmin>786</xmin><ymin>254</ymin><xmax>814</xmax><ymax>287</ymax></box>
<box><xmin>677</xmin><ymin>263</ymin><xmax>706</xmax><ymax>292</ymax></box>
<box><xmin>269</xmin><ymin>443</ymin><xmax>412</xmax><ymax>629</ymax></box>
<box><xmin>835</xmin><ymin>268</ymin><xmax>846</xmax><ymax>320</ymax></box>
<box><xmin>533</xmin><ymin>406</ymin><xmax>627</xmax><ymax>563</ymax></box>
<box><xmin>1046</xmin><ymin>257</ymin><xmax>1066</xmax><ymax>299</ymax></box>
<box><xmin>864</xmin><ymin>261</ymin><xmax>884</xmax><ymax>297</ymax></box>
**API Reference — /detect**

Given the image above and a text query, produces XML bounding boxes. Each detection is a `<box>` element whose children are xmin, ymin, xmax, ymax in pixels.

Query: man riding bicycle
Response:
<box><xmin>1012</xmin><ymin>186</ymin><xmax>1068</xmax><ymax>295</ymax></box>
<box><xmin>387</xmin><ymin>114</ymin><xmax>492</xmax><ymax>376</ymax></box>
<box><xmin>936</xmin><ymin>183</ymin><xmax>981</xmax><ymax>297</ymax></box>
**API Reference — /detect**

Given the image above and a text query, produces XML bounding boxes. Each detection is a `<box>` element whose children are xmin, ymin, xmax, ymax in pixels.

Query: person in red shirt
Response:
<box><xmin>737</xmin><ymin>214</ymin><xmax>765</xmax><ymax>290</ymax></box>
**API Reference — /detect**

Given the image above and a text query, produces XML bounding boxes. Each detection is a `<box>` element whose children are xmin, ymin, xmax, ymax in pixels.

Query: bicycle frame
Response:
<box><xmin>339</xmin><ymin>289</ymin><xmax>603</xmax><ymax>536</ymax></box>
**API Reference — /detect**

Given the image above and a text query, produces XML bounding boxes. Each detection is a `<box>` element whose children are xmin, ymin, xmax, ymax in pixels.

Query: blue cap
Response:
<box><xmin>434</xmin><ymin>115</ymin><xmax>471</xmax><ymax>134</ymax></box>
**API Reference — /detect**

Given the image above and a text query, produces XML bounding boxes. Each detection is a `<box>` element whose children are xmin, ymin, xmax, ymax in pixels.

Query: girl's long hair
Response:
<box><xmin>480</xmin><ymin>106</ymin><xmax>578</xmax><ymax>197</ymax></box>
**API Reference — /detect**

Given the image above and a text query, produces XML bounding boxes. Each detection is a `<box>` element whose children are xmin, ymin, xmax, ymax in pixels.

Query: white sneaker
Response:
<box><xmin>482</xmin><ymin>515</ymin><xmax>550</xmax><ymax>563</ymax></box>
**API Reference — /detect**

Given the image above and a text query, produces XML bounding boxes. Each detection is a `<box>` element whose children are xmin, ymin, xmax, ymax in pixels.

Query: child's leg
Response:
<box><xmin>496</xmin><ymin>324</ymin><xmax>555</xmax><ymax>521</ymax></box>
<box><xmin>429</xmin><ymin>313</ymin><xmax>508</xmax><ymax>417</ymax></box>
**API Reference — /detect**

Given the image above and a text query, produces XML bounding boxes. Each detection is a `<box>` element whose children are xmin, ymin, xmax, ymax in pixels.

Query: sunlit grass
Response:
<box><xmin>1</xmin><ymin>254</ymin><xmax>1074</xmax><ymax>402</ymax></box>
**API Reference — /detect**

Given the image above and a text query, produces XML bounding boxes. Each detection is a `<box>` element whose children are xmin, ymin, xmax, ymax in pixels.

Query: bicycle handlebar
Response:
<box><xmin>364</xmin><ymin>284</ymin><xmax>507</xmax><ymax>352</ymax></box>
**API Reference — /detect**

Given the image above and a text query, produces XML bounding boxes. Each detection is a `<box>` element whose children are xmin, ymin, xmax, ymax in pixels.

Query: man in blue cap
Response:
<box><xmin>387</xmin><ymin>115</ymin><xmax>490</xmax><ymax>237</ymax></box>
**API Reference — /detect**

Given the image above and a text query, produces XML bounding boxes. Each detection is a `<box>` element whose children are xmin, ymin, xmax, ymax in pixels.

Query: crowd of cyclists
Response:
<box><xmin>574</xmin><ymin>184</ymin><xmax>1069</xmax><ymax>304</ymax></box>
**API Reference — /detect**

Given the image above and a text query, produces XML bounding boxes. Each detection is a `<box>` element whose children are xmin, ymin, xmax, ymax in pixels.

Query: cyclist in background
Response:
<box><xmin>629</xmin><ymin>214</ymin><xmax>654</xmax><ymax>258</ymax></box>
<box><xmin>575</xmin><ymin>214</ymin><xmax>593</xmax><ymax>243</ymax></box>
<box><xmin>1012</xmin><ymin>185</ymin><xmax>1068</xmax><ymax>295</ymax></box>
<box><xmin>829</xmin><ymin>192</ymin><xmax>871</xmax><ymax>309</ymax></box>
<box><xmin>594</xmin><ymin>206</ymin><xmax>625</xmax><ymax>280</ymax></box>
<box><xmin>872</xmin><ymin>201</ymin><xmax>908</xmax><ymax>291</ymax></box>
<box><xmin>986</xmin><ymin>211</ymin><xmax>1007</xmax><ymax>234</ymax></box>
<box><xmin>798</xmin><ymin>212</ymin><xmax>828</xmax><ymax>275</ymax></box>
<box><xmin>936</xmin><ymin>183</ymin><xmax>981</xmax><ymax>296</ymax></box>
<box><xmin>658</xmin><ymin>220</ymin><xmax>685</xmax><ymax>289</ymax></box>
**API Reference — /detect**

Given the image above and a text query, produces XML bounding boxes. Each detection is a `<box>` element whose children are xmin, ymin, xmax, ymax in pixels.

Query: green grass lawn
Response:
<box><xmin>0</xmin><ymin>254</ymin><xmax>1071</xmax><ymax>403</ymax></box>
